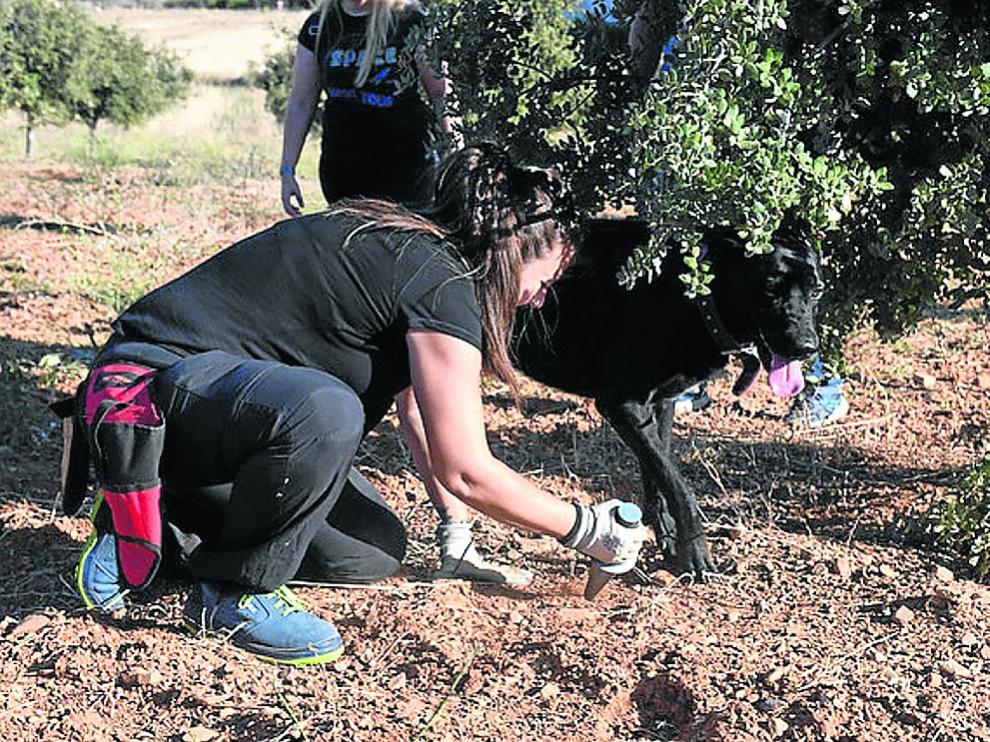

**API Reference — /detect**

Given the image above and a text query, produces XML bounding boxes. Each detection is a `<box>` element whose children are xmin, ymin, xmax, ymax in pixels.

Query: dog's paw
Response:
<box><xmin>678</xmin><ymin>536</ymin><xmax>717</xmax><ymax>580</ymax></box>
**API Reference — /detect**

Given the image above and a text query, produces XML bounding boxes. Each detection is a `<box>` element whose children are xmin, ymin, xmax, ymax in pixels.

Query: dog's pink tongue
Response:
<box><xmin>768</xmin><ymin>354</ymin><xmax>805</xmax><ymax>398</ymax></box>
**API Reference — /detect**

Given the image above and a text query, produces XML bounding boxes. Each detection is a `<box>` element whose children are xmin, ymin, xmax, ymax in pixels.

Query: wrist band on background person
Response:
<box><xmin>279</xmin><ymin>165</ymin><xmax>295</xmax><ymax>176</ymax></box>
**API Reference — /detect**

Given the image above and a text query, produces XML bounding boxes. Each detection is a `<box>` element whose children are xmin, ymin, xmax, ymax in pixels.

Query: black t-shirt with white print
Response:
<box><xmin>298</xmin><ymin>7</ymin><xmax>432</xmax><ymax>156</ymax></box>
<box><xmin>111</xmin><ymin>213</ymin><xmax>482</xmax><ymax>420</ymax></box>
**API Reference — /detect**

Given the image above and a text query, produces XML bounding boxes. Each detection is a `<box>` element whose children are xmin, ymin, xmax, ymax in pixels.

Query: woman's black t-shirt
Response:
<box><xmin>111</xmin><ymin>213</ymin><xmax>482</xmax><ymax>419</ymax></box>
<box><xmin>298</xmin><ymin>7</ymin><xmax>432</xmax><ymax>156</ymax></box>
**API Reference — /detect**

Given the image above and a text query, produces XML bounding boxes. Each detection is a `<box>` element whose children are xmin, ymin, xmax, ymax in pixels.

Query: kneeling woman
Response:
<box><xmin>68</xmin><ymin>144</ymin><xmax>647</xmax><ymax>666</ymax></box>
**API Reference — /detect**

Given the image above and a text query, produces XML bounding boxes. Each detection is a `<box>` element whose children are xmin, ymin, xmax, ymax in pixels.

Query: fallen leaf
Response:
<box><xmin>893</xmin><ymin>606</ymin><xmax>914</xmax><ymax>625</ymax></box>
<box><xmin>938</xmin><ymin>658</ymin><xmax>973</xmax><ymax>678</ymax></box>
<box><xmin>182</xmin><ymin>727</ymin><xmax>219</xmax><ymax>742</ymax></box>
<box><xmin>934</xmin><ymin>566</ymin><xmax>954</xmax><ymax>583</ymax></box>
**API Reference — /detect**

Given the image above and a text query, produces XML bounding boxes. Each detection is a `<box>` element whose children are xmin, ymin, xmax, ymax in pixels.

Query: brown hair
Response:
<box><xmin>325</xmin><ymin>144</ymin><xmax>576</xmax><ymax>399</ymax></box>
<box><xmin>429</xmin><ymin>144</ymin><xmax>575</xmax><ymax>398</ymax></box>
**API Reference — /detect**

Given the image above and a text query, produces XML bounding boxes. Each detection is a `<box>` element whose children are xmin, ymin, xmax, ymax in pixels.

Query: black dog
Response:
<box><xmin>513</xmin><ymin>218</ymin><xmax>823</xmax><ymax>576</ymax></box>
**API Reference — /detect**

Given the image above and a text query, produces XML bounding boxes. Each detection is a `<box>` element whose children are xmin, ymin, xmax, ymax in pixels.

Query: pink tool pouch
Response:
<box><xmin>83</xmin><ymin>363</ymin><xmax>165</xmax><ymax>590</ymax></box>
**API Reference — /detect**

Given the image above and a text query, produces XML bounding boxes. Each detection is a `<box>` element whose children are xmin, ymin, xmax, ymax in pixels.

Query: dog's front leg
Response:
<box><xmin>638</xmin><ymin>461</ymin><xmax>678</xmax><ymax>560</ymax></box>
<box><xmin>597</xmin><ymin>396</ymin><xmax>716</xmax><ymax>579</ymax></box>
<box><xmin>653</xmin><ymin>400</ymin><xmax>716</xmax><ymax>577</ymax></box>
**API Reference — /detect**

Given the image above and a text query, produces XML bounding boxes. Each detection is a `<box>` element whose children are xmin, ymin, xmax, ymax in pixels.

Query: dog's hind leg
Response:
<box><xmin>596</xmin><ymin>395</ymin><xmax>716</xmax><ymax>578</ymax></box>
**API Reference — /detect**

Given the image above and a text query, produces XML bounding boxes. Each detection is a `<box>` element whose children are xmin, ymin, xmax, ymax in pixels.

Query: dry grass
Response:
<box><xmin>92</xmin><ymin>7</ymin><xmax>310</xmax><ymax>81</ymax></box>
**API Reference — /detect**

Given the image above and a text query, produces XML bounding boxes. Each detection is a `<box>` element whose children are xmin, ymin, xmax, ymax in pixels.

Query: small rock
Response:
<box><xmin>976</xmin><ymin>372</ymin><xmax>990</xmax><ymax>390</ymax></box>
<box><xmin>540</xmin><ymin>682</ymin><xmax>560</xmax><ymax>699</ymax></box>
<box><xmin>980</xmin><ymin>645</ymin><xmax>990</xmax><ymax>661</ymax></box>
<box><xmin>879</xmin><ymin>564</ymin><xmax>896</xmax><ymax>579</ymax></box>
<box><xmin>772</xmin><ymin>717</ymin><xmax>789</xmax><ymax>736</ymax></box>
<box><xmin>8</xmin><ymin>614</ymin><xmax>50</xmax><ymax>638</ymax></box>
<box><xmin>834</xmin><ymin>557</ymin><xmax>853</xmax><ymax>580</ymax></box>
<box><xmin>509</xmin><ymin>610</ymin><xmax>524</xmax><ymax>624</ymax></box>
<box><xmin>935</xmin><ymin>566</ymin><xmax>954</xmax><ymax>583</ymax></box>
<box><xmin>388</xmin><ymin>673</ymin><xmax>408</xmax><ymax>691</ymax></box>
<box><xmin>938</xmin><ymin>658</ymin><xmax>973</xmax><ymax>678</ymax></box>
<box><xmin>727</xmin><ymin>610</ymin><xmax>742</xmax><ymax>622</ymax></box>
<box><xmin>136</xmin><ymin>670</ymin><xmax>164</xmax><ymax>687</ymax></box>
<box><xmin>182</xmin><ymin>727</ymin><xmax>219</xmax><ymax>742</ymax></box>
<box><xmin>930</xmin><ymin>592</ymin><xmax>952</xmax><ymax>611</ymax></box>
<box><xmin>960</xmin><ymin>632</ymin><xmax>978</xmax><ymax>648</ymax></box>
<box><xmin>756</xmin><ymin>696</ymin><xmax>786</xmax><ymax>713</ymax></box>
<box><xmin>894</xmin><ymin>606</ymin><xmax>915</xmax><ymax>625</ymax></box>
<box><xmin>916</xmin><ymin>373</ymin><xmax>937</xmax><ymax>389</ymax></box>
<box><xmin>765</xmin><ymin>667</ymin><xmax>787</xmax><ymax>685</ymax></box>
<box><xmin>929</xmin><ymin>671</ymin><xmax>943</xmax><ymax>688</ymax></box>
<box><xmin>712</xmin><ymin>524</ymin><xmax>747</xmax><ymax>540</ymax></box>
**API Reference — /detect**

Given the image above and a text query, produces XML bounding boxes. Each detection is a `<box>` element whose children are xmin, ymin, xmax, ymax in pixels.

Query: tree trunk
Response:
<box><xmin>25</xmin><ymin>115</ymin><xmax>34</xmax><ymax>158</ymax></box>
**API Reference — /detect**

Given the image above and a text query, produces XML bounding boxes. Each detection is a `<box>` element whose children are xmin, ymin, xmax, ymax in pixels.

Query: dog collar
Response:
<box><xmin>695</xmin><ymin>293</ymin><xmax>751</xmax><ymax>355</ymax></box>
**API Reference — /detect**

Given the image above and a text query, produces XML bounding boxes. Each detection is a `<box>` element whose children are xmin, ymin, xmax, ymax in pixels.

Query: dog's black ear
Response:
<box><xmin>774</xmin><ymin>212</ymin><xmax>814</xmax><ymax>251</ymax></box>
<box><xmin>732</xmin><ymin>351</ymin><xmax>763</xmax><ymax>396</ymax></box>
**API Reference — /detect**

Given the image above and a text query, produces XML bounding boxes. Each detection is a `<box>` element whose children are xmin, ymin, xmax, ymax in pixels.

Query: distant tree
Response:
<box><xmin>251</xmin><ymin>29</ymin><xmax>319</xmax><ymax>132</ymax></box>
<box><xmin>0</xmin><ymin>0</ymin><xmax>90</xmax><ymax>156</ymax></box>
<box><xmin>69</xmin><ymin>25</ymin><xmax>192</xmax><ymax>140</ymax></box>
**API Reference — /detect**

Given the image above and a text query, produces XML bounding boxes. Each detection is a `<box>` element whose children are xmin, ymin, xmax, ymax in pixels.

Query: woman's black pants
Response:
<box><xmin>149</xmin><ymin>350</ymin><xmax>407</xmax><ymax>593</ymax></box>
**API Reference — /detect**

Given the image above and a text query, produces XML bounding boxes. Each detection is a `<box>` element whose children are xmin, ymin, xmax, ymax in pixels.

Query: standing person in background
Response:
<box><xmin>279</xmin><ymin>0</ymin><xmax>460</xmax><ymax>214</ymax></box>
<box><xmin>278</xmin><ymin>1</ymin><xmax>532</xmax><ymax>585</ymax></box>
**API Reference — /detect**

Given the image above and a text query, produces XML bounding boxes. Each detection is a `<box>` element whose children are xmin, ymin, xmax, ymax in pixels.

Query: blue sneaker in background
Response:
<box><xmin>183</xmin><ymin>583</ymin><xmax>344</xmax><ymax>666</ymax></box>
<box><xmin>786</xmin><ymin>377</ymin><xmax>850</xmax><ymax>428</ymax></box>
<box><xmin>673</xmin><ymin>382</ymin><xmax>712</xmax><ymax>414</ymax></box>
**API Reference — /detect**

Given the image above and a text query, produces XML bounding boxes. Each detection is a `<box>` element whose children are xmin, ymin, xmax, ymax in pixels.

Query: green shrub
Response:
<box><xmin>421</xmin><ymin>0</ymin><xmax>988</xmax><ymax>351</ymax></box>
<box><xmin>250</xmin><ymin>27</ymin><xmax>322</xmax><ymax>135</ymax></box>
<box><xmin>930</xmin><ymin>453</ymin><xmax>990</xmax><ymax>579</ymax></box>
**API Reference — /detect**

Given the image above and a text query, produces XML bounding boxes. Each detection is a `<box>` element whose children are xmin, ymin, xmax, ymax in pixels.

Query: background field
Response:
<box><xmin>1</xmin><ymin>8</ymin><xmax>989</xmax><ymax>742</ymax></box>
<box><xmin>0</xmin><ymin>7</ymin><xmax>318</xmax><ymax>196</ymax></box>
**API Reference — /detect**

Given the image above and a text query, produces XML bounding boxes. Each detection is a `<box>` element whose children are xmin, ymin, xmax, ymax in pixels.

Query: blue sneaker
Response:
<box><xmin>76</xmin><ymin>530</ymin><xmax>127</xmax><ymax>612</ymax></box>
<box><xmin>183</xmin><ymin>583</ymin><xmax>344</xmax><ymax>666</ymax></box>
<box><xmin>76</xmin><ymin>496</ymin><xmax>127</xmax><ymax>612</ymax></box>
<box><xmin>786</xmin><ymin>378</ymin><xmax>850</xmax><ymax>428</ymax></box>
<box><xmin>673</xmin><ymin>383</ymin><xmax>711</xmax><ymax>414</ymax></box>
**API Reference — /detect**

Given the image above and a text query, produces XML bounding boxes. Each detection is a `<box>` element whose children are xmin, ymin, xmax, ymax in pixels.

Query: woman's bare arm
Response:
<box><xmin>279</xmin><ymin>43</ymin><xmax>322</xmax><ymax>216</ymax></box>
<box><xmin>406</xmin><ymin>329</ymin><xmax>574</xmax><ymax>537</ymax></box>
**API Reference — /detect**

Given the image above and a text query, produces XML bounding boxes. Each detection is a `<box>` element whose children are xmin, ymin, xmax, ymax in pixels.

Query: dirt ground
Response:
<box><xmin>1</xmin><ymin>161</ymin><xmax>989</xmax><ymax>741</ymax></box>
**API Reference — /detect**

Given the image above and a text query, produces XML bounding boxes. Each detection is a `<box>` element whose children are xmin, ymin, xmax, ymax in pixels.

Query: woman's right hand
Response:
<box><xmin>281</xmin><ymin>173</ymin><xmax>305</xmax><ymax>217</ymax></box>
<box><xmin>561</xmin><ymin>499</ymin><xmax>650</xmax><ymax>574</ymax></box>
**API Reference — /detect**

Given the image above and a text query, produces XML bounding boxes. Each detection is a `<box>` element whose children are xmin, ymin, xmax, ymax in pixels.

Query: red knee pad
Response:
<box><xmin>85</xmin><ymin>363</ymin><xmax>165</xmax><ymax>590</ymax></box>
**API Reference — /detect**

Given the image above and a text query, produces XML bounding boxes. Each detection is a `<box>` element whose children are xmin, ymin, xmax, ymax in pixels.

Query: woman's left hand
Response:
<box><xmin>281</xmin><ymin>173</ymin><xmax>305</xmax><ymax>217</ymax></box>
